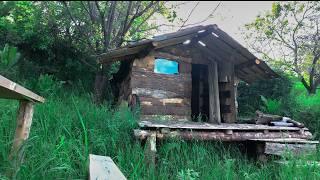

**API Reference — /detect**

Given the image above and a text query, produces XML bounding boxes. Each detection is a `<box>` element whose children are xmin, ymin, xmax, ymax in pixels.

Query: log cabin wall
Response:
<box><xmin>131</xmin><ymin>53</ymin><xmax>192</xmax><ymax>121</ymax></box>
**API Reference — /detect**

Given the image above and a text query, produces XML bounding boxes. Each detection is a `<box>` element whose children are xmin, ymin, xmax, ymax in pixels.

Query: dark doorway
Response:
<box><xmin>191</xmin><ymin>64</ymin><xmax>209</xmax><ymax>121</ymax></box>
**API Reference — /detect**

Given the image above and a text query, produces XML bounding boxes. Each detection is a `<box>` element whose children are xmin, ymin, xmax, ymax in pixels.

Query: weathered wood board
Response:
<box><xmin>89</xmin><ymin>154</ymin><xmax>127</xmax><ymax>180</ymax></box>
<box><xmin>0</xmin><ymin>75</ymin><xmax>44</xmax><ymax>102</ymax></box>
<box><xmin>249</xmin><ymin>138</ymin><xmax>319</xmax><ymax>144</ymax></box>
<box><xmin>134</xmin><ymin>129</ymin><xmax>313</xmax><ymax>141</ymax></box>
<box><xmin>208</xmin><ymin>61</ymin><xmax>221</xmax><ymax>123</ymax></box>
<box><xmin>265</xmin><ymin>143</ymin><xmax>317</xmax><ymax>156</ymax></box>
<box><xmin>10</xmin><ymin>101</ymin><xmax>34</xmax><ymax>157</ymax></box>
<box><xmin>131</xmin><ymin>55</ymin><xmax>192</xmax><ymax>118</ymax></box>
<box><xmin>138</xmin><ymin>120</ymin><xmax>309</xmax><ymax>131</ymax></box>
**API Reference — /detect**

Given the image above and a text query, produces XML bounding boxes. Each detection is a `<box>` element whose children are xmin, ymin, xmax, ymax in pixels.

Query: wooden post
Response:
<box><xmin>10</xmin><ymin>101</ymin><xmax>34</xmax><ymax>158</ymax></box>
<box><xmin>144</xmin><ymin>132</ymin><xmax>157</xmax><ymax>167</ymax></box>
<box><xmin>208</xmin><ymin>61</ymin><xmax>221</xmax><ymax>124</ymax></box>
<box><xmin>218</xmin><ymin>62</ymin><xmax>236</xmax><ymax>123</ymax></box>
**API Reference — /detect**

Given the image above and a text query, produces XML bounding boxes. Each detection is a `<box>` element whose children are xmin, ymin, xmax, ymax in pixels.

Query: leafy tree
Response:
<box><xmin>61</xmin><ymin>1</ymin><xmax>174</xmax><ymax>104</ymax></box>
<box><xmin>0</xmin><ymin>1</ymin><xmax>177</xmax><ymax>102</ymax></box>
<box><xmin>244</xmin><ymin>1</ymin><xmax>320</xmax><ymax>94</ymax></box>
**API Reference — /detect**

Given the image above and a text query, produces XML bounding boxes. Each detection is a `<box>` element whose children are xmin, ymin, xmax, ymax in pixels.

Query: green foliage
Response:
<box><xmin>0</xmin><ymin>80</ymin><xmax>320</xmax><ymax>179</ymax></box>
<box><xmin>0</xmin><ymin>44</ymin><xmax>20</xmax><ymax>77</ymax></box>
<box><xmin>33</xmin><ymin>74</ymin><xmax>62</xmax><ymax>97</ymax></box>
<box><xmin>238</xmin><ymin>73</ymin><xmax>292</xmax><ymax>116</ymax></box>
<box><xmin>0</xmin><ymin>44</ymin><xmax>20</xmax><ymax>67</ymax></box>
<box><xmin>177</xmin><ymin>169</ymin><xmax>200</xmax><ymax>180</ymax></box>
<box><xmin>260</xmin><ymin>95</ymin><xmax>282</xmax><ymax>115</ymax></box>
<box><xmin>244</xmin><ymin>1</ymin><xmax>320</xmax><ymax>93</ymax></box>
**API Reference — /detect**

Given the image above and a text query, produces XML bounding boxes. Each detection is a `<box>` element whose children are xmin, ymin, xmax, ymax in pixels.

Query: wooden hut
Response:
<box><xmin>98</xmin><ymin>25</ymin><xmax>317</xmax><ymax>161</ymax></box>
<box><xmin>98</xmin><ymin>24</ymin><xmax>277</xmax><ymax>123</ymax></box>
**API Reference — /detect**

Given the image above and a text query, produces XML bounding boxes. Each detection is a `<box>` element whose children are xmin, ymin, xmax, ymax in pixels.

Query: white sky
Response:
<box><xmin>152</xmin><ymin>1</ymin><xmax>274</xmax><ymax>45</ymax></box>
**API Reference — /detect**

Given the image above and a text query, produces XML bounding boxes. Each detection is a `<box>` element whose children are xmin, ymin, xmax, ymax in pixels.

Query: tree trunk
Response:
<box><xmin>94</xmin><ymin>64</ymin><xmax>109</xmax><ymax>104</ymax></box>
<box><xmin>309</xmin><ymin>85</ymin><xmax>317</xmax><ymax>94</ymax></box>
<box><xmin>301</xmin><ymin>78</ymin><xmax>317</xmax><ymax>95</ymax></box>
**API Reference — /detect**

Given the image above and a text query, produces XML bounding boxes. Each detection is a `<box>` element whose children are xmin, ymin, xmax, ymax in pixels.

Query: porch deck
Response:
<box><xmin>134</xmin><ymin>120</ymin><xmax>313</xmax><ymax>142</ymax></box>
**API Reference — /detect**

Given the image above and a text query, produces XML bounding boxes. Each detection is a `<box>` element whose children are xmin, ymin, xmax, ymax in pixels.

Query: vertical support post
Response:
<box><xmin>208</xmin><ymin>61</ymin><xmax>221</xmax><ymax>124</ymax></box>
<box><xmin>256</xmin><ymin>142</ymin><xmax>267</xmax><ymax>163</ymax></box>
<box><xmin>218</xmin><ymin>62</ymin><xmax>236</xmax><ymax>123</ymax></box>
<box><xmin>10</xmin><ymin>100</ymin><xmax>34</xmax><ymax>158</ymax></box>
<box><xmin>145</xmin><ymin>132</ymin><xmax>157</xmax><ymax>167</ymax></box>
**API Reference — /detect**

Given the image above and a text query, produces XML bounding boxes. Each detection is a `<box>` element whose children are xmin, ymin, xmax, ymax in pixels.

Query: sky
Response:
<box><xmin>152</xmin><ymin>1</ymin><xmax>274</xmax><ymax>45</ymax></box>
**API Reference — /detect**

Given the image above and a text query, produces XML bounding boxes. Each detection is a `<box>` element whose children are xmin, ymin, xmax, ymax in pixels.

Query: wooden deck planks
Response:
<box><xmin>249</xmin><ymin>138</ymin><xmax>319</xmax><ymax>144</ymax></box>
<box><xmin>138</xmin><ymin>120</ymin><xmax>309</xmax><ymax>131</ymax></box>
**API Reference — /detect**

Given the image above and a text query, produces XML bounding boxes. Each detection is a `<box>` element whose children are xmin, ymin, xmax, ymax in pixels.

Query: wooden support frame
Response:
<box><xmin>208</xmin><ymin>61</ymin><xmax>221</xmax><ymax>124</ymax></box>
<box><xmin>144</xmin><ymin>132</ymin><xmax>157</xmax><ymax>167</ymax></box>
<box><xmin>10</xmin><ymin>101</ymin><xmax>35</xmax><ymax>158</ymax></box>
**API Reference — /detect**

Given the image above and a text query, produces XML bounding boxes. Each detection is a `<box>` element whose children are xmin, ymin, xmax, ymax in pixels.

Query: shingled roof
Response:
<box><xmin>98</xmin><ymin>24</ymin><xmax>277</xmax><ymax>83</ymax></box>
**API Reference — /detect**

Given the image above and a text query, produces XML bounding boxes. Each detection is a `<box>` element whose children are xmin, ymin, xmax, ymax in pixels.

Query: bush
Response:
<box><xmin>33</xmin><ymin>74</ymin><xmax>62</xmax><ymax>97</ymax></box>
<box><xmin>237</xmin><ymin>72</ymin><xmax>292</xmax><ymax>116</ymax></box>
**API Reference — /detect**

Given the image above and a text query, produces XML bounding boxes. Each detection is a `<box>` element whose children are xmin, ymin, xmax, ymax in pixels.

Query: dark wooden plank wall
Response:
<box><xmin>131</xmin><ymin>54</ymin><xmax>192</xmax><ymax>120</ymax></box>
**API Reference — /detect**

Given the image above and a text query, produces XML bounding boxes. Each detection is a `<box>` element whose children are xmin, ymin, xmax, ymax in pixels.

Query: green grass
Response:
<box><xmin>0</xmin><ymin>88</ymin><xmax>320</xmax><ymax>179</ymax></box>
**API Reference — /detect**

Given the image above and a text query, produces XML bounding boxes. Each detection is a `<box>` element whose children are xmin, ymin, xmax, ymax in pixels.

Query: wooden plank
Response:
<box><xmin>138</xmin><ymin>120</ymin><xmax>310</xmax><ymax>131</ymax></box>
<box><xmin>89</xmin><ymin>154</ymin><xmax>127</xmax><ymax>180</ymax></box>
<box><xmin>249</xmin><ymin>138</ymin><xmax>319</xmax><ymax>144</ymax></box>
<box><xmin>10</xmin><ymin>101</ymin><xmax>34</xmax><ymax>157</ymax></box>
<box><xmin>219</xmin><ymin>62</ymin><xmax>236</xmax><ymax>123</ymax></box>
<box><xmin>133</xmin><ymin>55</ymin><xmax>155</xmax><ymax>71</ymax></box>
<box><xmin>265</xmin><ymin>143</ymin><xmax>317</xmax><ymax>156</ymax></box>
<box><xmin>132</xmin><ymin>88</ymin><xmax>187</xmax><ymax>99</ymax></box>
<box><xmin>140</xmin><ymin>115</ymin><xmax>191</xmax><ymax>121</ymax></box>
<box><xmin>140</xmin><ymin>97</ymin><xmax>191</xmax><ymax>107</ymax></box>
<box><xmin>132</xmin><ymin>67</ymin><xmax>192</xmax><ymax>81</ymax></box>
<box><xmin>98</xmin><ymin>43</ymin><xmax>151</xmax><ymax>63</ymax></box>
<box><xmin>131</xmin><ymin>68</ymin><xmax>192</xmax><ymax>98</ymax></box>
<box><xmin>153</xmin><ymin>51</ymin><xmax>192</xmax><ymax>64</ymax></box>
<box><xmin>131</xmin><ymin>77</ymin><xmax>192</xmax><ymax>97</ymax></box>
<box><xmin>0</xmin><ymin>75</ymin><xmax>45</xmax><ymax>103</ymax></box>
<box><xmin>134</xmin><ymin>129</ymin><xmax>313</xmax><ymax>141</ymax></box>
<box><xmin>208</xmin><ymin>61</ymin><xmax>221</xmax><ymax>124</ymax></box>
<box><xmin>141</xmin><ymin>104</ymin><xmax>191</xmax><ymax>116</ymax></box>
<box><xmin>144</xmin><ymin>133</ymin><xmax>157</xmax><ymax>167</ymax></box>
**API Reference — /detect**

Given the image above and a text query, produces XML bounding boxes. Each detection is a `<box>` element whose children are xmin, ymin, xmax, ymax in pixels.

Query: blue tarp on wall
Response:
<box><xmin>154</xmin><ymin>59</ymin><xmax>179</xmax><ymax>75</ymax></box>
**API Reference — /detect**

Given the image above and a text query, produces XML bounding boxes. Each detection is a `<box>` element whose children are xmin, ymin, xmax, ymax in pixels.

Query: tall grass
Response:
<box><xmin>0</xmin><ymin>79</ymin><xmax>320</xmax><ymax>179</ymax></box>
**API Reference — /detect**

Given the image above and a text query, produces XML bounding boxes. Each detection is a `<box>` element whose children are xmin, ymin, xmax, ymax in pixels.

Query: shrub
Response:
<box><xmin>33</xmin><ymin>74</ymin><xmax>62</xmax><ymax>97</ymax></box>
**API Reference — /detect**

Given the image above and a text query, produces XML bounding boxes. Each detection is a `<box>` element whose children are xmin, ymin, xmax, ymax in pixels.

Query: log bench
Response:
<box><xmin>134</xmin><ymin>120</ymin><xmax>317</xmax><ymax>164</ymax></box>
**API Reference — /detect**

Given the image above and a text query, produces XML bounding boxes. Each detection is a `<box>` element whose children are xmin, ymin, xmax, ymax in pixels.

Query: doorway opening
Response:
<box><xmin>191</xmin><ymin>64</ymin><xmax>209</xmax><ymax>122</ymax></box>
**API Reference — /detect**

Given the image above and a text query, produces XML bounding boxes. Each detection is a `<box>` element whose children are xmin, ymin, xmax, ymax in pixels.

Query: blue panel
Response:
<box><xmin>154</xmin><ymin>59</ymin><xmax>179</xmax><ymax>75</ymax></box>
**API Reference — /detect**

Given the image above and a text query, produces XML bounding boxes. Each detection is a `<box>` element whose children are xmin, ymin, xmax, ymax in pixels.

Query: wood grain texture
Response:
<box><xmin>10</xmin><ymin>101</ymin><xmax>34</xmax><ymax>157</ymax></box>
<box><xmin>140</xmin><ymin>97</ymin><xmax>191</xmax><ymax>107</ymax></box>
<box><xmin>208</xmin><ymin>61</ymin><xmax>221</xmax><ymax>123</ymax></box>
<box><xmin>0</xmin><ymin>75</ymin><xmax>44</xmax><ymax>103</ymax></box>
<box><xmin>138</xmin><ymin>120</ymin><xmax>310</xmax><ymax>131</ymax></box>
<box><xmin>140</xmin><ymin>103</ymin><xmax>191</xmax><ymax>116</ymax></box>
<box><xmin>140</xmin><ymin>115</ymin><xmax>191</xmax><ymax>121</ymax></box>
<box><xmin>134</xmin><ymin>129</ymin><xmax>313</xmax><ymax>141</ymax></box>
<box><xmin>133</xmin><ymin>88</ymin><xmax>187</xmax><ymax>99</ymax></box>
<box><xmin>89</xmin><ymin>154</ymin><xmax>127</xmax><ymax>180</ymax></box>
<box><xmin>264</xmin><ymin>143</ymin><xmax>317</xmax><ymax>156</ymax></box>
<box><xmin>249</xmin><ymin>138</ymin><xmax>319</xmax><ymax>144</ymax></box>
